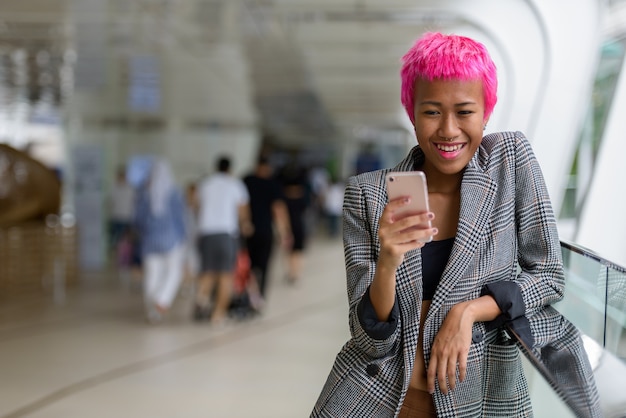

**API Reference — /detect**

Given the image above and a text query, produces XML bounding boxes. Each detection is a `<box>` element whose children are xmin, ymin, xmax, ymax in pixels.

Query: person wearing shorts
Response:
<box><xmin>195</xmin><ymin>156</ymin><xmax>252</xmax><ymax>324</ymax></box>
<box><xmin>198</xmin><ymin>233</ymin><xmax>238</xmax><ymax>275</ymax></box>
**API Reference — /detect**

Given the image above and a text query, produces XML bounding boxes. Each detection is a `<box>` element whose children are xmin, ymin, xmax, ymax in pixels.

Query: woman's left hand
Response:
<box><xmin>426</xmin><ymin>301</ymin><xmax>474</xmax><ymax>395</ymax></box>
<box><xmin>426</xmin><ymin>295</ymin><xmax>501</xmax><ymax>394</ymax></box>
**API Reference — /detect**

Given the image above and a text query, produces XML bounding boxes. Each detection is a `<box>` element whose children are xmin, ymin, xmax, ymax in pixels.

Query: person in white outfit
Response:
<box><xmin>196</xmin><ymin>156</ymin><xmax>253</xmax><ymax>325</ymax></box>
<box><xmin>133</xmin><ymin>158</ymin><xmax>187</xmax><ymax>323</ymax></box>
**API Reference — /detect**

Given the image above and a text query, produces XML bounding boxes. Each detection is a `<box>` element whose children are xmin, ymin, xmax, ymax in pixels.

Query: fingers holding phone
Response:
<box><xmin>378</xmin><ymin>203</ymin><xmax>434</xmax><ymax>269</ymax></box>
<box><xmin>385</xmin><ymin>171</ymin><xmax>437</xmax><ymax>243</ymax></box>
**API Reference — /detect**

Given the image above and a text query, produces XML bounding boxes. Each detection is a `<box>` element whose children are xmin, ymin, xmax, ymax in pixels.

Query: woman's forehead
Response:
<box><xmin>415</xmin><ymin>78</ymin><xmax>484</xmax><ymax>104</ymax></box>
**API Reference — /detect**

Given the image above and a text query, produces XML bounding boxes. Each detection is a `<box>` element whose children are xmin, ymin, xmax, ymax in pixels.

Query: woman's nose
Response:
<box><xmin>438</xmin><ymin>114</ymin><xmax>461</xmax><ymax>139</ymax></box>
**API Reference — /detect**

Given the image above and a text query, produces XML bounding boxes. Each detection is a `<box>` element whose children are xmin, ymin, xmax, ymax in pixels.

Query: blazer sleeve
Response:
<box><xmin>510</xmin><ymin>132</ymin><xmax>565</xmax><ymax>346</ymax></box>
<box><xmin>343</xmin><ymin>174</ymin><xmax>401</xmax><ymax>359</ymax></box>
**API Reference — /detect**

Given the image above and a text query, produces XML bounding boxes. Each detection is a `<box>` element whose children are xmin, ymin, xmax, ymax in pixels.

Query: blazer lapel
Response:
<box><xmin>429</xmin><ymin>164</ymin><xmax>498</xmax><ymax>312</ymax></box>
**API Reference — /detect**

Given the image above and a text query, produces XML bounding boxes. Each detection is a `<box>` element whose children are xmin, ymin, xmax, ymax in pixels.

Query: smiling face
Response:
<box><xmin>413</xmin><ymin>78</ymin><xmax>487</xmax><ymax>180</ymax></box>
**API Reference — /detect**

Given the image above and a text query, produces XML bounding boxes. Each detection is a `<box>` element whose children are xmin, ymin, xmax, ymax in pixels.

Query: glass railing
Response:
<box><xmin>558</xmin><ymin>240</ymin><xmax>626</xmax><ymax>359</ymax></box>
<box><xmin>516</xmin><ymin>240</ymin><xmax>626</xmax><ymax>417</ymax></box>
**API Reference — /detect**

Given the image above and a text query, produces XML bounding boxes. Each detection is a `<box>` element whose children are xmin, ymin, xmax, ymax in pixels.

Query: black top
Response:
<box><xmin>421</xmin><ymin>238</ymin><xmax>454</xmax><ymax>300</ymax></box>
<box><xmin>243</xmin><ymin>174</ymin><xmax>284</xmax><ymax>236</ymax></box>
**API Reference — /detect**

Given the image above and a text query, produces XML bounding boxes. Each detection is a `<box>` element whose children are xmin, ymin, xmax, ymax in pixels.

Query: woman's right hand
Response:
<box><xmin>377</xmin><ymin>197</ymin><xmax>438</xmax><ymax>270</ymax></box>
<box><xmin>369</xmin><ymin>197</ymin><xmax>438</xmax><ymax>321</ymax></box>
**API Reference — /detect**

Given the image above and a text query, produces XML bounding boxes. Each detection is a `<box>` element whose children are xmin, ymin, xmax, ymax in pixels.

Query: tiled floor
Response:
<box><xmin>0</xmin><ymin>235</ymin><xmax>349</xmax><ymax>418</ymax></box>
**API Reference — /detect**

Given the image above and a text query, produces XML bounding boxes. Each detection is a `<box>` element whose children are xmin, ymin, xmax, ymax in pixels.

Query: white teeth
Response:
<box><xmin>436</xmin><ymin>144</ymin><xmax>463</xmax><ymax>152</ymax></box>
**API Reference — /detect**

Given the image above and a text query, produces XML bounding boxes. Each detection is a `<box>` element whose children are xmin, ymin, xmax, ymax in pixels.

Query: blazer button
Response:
<box><xmin>366</xmin><ymin>364</ymin><xmax>380</xmax><ymax>377</ymax></box>
<box><xmin>472</xmin><ymin>329</ymin><xmax>484</xmax><ymax>343</ymax></box>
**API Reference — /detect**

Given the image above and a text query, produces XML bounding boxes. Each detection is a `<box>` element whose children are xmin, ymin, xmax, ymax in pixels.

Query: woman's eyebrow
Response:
<box><xmin>418</xmin><ymin>100</ymin><xmax>477</xmax><ymax>106</ymax></box>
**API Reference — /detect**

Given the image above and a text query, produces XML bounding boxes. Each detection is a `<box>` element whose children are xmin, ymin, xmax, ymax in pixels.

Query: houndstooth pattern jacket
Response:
<box><xmin>311</xmin><ymin>131</ymin><xmax>600</xmax><ymax>417</ymax></box>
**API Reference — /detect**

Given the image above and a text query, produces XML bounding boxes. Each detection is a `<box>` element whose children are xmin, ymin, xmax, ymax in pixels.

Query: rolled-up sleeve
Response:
<box><xmin>357</xmin><ymin>287</ymin><xmax>400</xmax><ymax>340</ymax></box>
<box><xmin>481</xmin><ymin>281</ymin><xmax>533</xmax><ymax>346</ymax></box>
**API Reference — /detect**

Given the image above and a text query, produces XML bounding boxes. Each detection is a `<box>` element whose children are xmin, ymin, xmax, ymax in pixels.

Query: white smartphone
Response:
<box><xmin>385</xmin><ymin>171</ymin><xmax>432</xmax><ymax>242</ymax></box>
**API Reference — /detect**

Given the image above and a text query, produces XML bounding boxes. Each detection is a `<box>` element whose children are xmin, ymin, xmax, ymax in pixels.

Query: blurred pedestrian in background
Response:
<box><xmin>124</xmin><ymin>155</ymin><xmax>158</xmax><ymax>277</ymax></box>
<box><xmin>243</xmin><ymin>155</ymin><xmax>292</xmax><ymax>307</ymax></box>
<box><xmin>276</xmin><ymin>153</ymin><xmax>311</xmax><ymax>285</ymax></box>
<box><xmin>180</xmin><ymin>181</ymin><xmax>200</xmax><ymax>298</ymax></box>
<box><xmin>308</xmin><ymin>164</ymin><xmax>330</xmax><ymax>231</ymax></box>
<box><xmin>133</xmin><ymin>158</ymin><xmax>187</xmax><ymax>324</ymax></box>
<box><xmin>322</xmin><ymin>176</ymin><xmax>345</xmax><ymax>238</ymax></box>
<box><xmin>108</xmin><ymin>166</ymin><xmax>135</xmax><ymax>259</ymax></box>
<box><xmin>354</xmin><ymin>142</ymin><xmax>382</xmax><ymax>175</ymax></box>
<box><xmin>195</xmin><ymin>156</ymin><xmax>253</xmax><ymax>325</ymax></box>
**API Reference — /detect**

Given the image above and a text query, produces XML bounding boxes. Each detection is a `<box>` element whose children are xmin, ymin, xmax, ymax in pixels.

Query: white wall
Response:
<box><xmin>524</xmin><ymin>0</ymin><xmax>604</xmax><ymax>215</ymax></box>
<box><xmin>576</xmin><ymin>51</ymin><xmax>626</xmax><ymax>267</ymax></box>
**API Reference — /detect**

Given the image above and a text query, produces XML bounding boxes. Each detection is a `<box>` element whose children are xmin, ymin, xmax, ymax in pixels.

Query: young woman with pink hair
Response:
<box><xmin>311</xmin><ymin>32</ymin><xmax>600</xmax><ymax>417</ymax></box>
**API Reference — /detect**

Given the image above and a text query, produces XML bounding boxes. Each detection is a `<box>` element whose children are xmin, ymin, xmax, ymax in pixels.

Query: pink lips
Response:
<box><xmin>435</xmin><ymin>143</ymin><xmax>465</xmax><ymax>160</ymax></box>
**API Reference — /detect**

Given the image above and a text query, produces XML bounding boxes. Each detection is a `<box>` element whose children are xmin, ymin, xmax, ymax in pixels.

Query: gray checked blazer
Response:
<box><xmin>311</xmin><ymin>131</ymin><xmax>601</xmax><ymax>417</ymax></box>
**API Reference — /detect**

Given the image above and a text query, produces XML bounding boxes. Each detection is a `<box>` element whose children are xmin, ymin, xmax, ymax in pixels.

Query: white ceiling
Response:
<box><xmin>237</xmin><ymin>1</ymin><xmax>461</xmax><ymax>143</ymax></box>
<box><xmin>0</xmin><ymin>0</ymin><xmax>470</xmax><ymax>145</ymax></box>
<box><xmin>1</xmin><ymin>0</ymin><xmax>622</xmax><ymax>147</ymax></box>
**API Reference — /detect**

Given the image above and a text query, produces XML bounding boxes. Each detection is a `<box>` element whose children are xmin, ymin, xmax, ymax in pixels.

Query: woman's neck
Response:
<box><xmin>421</xmin><ymin>167</ymin><xmax>463</xmax><ymax>194</ymax></box>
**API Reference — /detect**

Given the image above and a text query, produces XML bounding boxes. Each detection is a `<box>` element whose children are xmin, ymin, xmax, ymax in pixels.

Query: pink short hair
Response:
<box><xmin>400</xmin><ymin>32</ymin><xmax>498</xmax><ymax>124</ymax></box>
